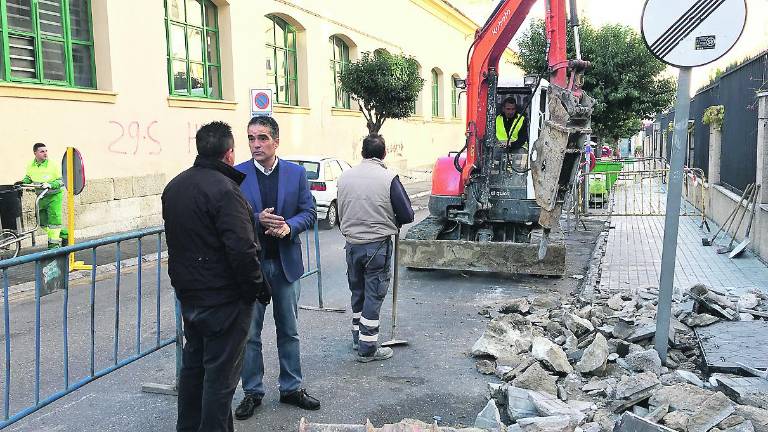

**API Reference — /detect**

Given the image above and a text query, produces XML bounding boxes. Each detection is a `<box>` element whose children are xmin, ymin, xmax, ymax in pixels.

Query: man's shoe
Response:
<box><xmin>356</xmin><ymin>347</ymin><xmax>394</xmax><ymax>363</ymax></box>
<box><xmin>234</xmin><ymin>394</ymin><xmax>262</xmax><ymax>420</ymax></box>
<box><xmin>280</xmin><ymin>388</ymin><xmax>321</xmax><ymax>410</ymax></box>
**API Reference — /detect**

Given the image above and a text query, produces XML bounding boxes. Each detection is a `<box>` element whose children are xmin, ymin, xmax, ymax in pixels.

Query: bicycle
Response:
<box><xmin>0</xmin><ymin>183</ymin><xmax>50</xmax><ymax>260</ymax></box>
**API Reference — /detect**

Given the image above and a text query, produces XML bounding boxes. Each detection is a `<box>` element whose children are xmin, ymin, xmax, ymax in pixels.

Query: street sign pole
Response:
<box><xmin>641</xmin><ymin>0</ymin><xmax>746</xmax><ymax>363</ymax></box>
<box><xmin>654</xmin><ymin>68</ymin><xmax>691</xmax><ymax>362</ymax></box>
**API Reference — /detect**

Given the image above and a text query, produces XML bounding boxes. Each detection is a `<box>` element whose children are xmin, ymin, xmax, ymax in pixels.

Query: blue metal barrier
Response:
<box><xmin>0</xmin><ymin>227</ymin><xmax>175</xmax><ymax>429</ymax></box>
<box><xmin>0</xmin><ymin>220</ymin><xmax>326</xmax><ymax>428</ymax></box>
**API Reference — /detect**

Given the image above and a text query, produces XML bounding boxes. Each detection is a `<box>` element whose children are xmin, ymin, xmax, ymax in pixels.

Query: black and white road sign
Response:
<box><xmin>641</xmin><ymin>0</ymin><xmax>746</xmax><ymax>68</ymax></box>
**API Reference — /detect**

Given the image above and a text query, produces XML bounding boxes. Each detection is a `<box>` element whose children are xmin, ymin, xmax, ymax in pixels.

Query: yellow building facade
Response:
<box><xmin>0</xmin><ymin>0</ymin><xmax>521</xmax><ymax>239</ymax></box>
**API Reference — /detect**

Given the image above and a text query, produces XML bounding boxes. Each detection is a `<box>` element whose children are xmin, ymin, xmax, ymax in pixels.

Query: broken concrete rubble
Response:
<box><xmin>649</xmin><ymin>384</ymin><xmax>715</xmax><ymax>415</ymax></box>
<box><xmin>564</xmin><ymin>313</ymin><xmax>594</xmax><ymax>337</ymax></box>
<box><xmin>733</xmin><ymin>405</ymin><xmax>768</xmax><ymax>432</ymax></box>
<box><xmin>527</xmin><ymin>390</ymin><xmax>586</xmax><ymax>424</ymax></box>
<box><xmin>614</xmin><ymin>412</ymin><xmax>677</xmax><ymax>432</ymax></box>
<box><xmin>532</xmin><ymin>337</ymin><xmax>574</xmax><ymax>374</ymax></box>
<box><xmin>501</xmin><ymin>298</ymin><xmax>532</xmax><ymax>315</ymax></box>
<box><xmin>674</xmin><ymin>370</ymin><xmax>704</xmax><ymax>387</ymax></box>
<box><xmin>507</xmin><ymin>386</ymin><xmax>540</xmax><ymax>421</ymax></box>
<box><xmin>625</xmin><ymin>349</ymin><xmax>663</xmax><ymax>375</ymax></box>
<box><xmin>686</xmin><ymin>392</ymin><xmax>735</xmax><ymax>432</ymax></box>
<box><xmin>722</xmin><ymin>420</ymin><xmax>756</xmax><ymax>432</ymax></box>
<box><xmin>576</xmin><ymin>333</ymin><xmax>609</xmax><ymax>375</ymax></box>
<box><xmin>517</xmin><ymin>416</ymin><xmax>576</xmax><ymax>432</ymax></box>
<box><xmin>472</xmin><ymin>314</ymin><xmax>536</xmax><ymax>359</ymax></box>
<box><xmin>477</xmin><ymin>359</ymin><xmax>498</xmax><ymax>375</ymax></box>
<box><xmin>475</xmin><ymin>399</ymin><xmax>505</xmax><ymax>431</ymax></box>
<box><xmin>615</xmin><ymin>372</ymin><xmax>661</xmax><ymax>400</ymax></box>
<box><xmin>513</xmin><ymin>362</ymin><xmax>559</xmax><ymax>396</ymax></box>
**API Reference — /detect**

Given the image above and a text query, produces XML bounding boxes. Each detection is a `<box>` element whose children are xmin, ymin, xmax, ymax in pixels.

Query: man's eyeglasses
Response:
<box><xmin>248</xmin><ymin>134</ymin><xmax>272</xmax><ymax>142</ymax></box>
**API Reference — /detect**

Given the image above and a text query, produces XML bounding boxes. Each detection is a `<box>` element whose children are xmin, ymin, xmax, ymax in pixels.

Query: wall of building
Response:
<box><xmin>1</xmin><ymin>0</ymin><xmax>524</xmax><ymax>239</ymax></box>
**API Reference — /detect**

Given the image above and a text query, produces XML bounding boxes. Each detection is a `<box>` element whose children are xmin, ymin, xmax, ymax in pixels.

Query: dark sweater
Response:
<box><xmin>254</xmin><ymin>163</ymin><xmax>280</xmax><ymax>259</ymax></box>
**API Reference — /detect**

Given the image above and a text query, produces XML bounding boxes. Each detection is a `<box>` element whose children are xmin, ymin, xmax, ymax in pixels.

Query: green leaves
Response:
<box><xmin>515</xmin><ymin>19</ymin><xmax>676</xmax><ymax>142</ymax></box>
<box><xmin>339</xmin><ymin>50</ymin><xmax>425</xmax><ymax>134</ymax></box>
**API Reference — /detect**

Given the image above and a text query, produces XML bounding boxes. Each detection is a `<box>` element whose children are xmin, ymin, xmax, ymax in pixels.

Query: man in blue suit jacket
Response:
<box><xmin>233</xmin><ymin>116</ymin><xmax>320</xmax><ymax>420</ymax></box>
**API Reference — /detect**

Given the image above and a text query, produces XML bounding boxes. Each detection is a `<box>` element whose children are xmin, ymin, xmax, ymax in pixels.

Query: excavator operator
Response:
<box><xmin>495</xmin><ymin>97</ymin><xmax>529</xmax><ymax>152</ymax></box>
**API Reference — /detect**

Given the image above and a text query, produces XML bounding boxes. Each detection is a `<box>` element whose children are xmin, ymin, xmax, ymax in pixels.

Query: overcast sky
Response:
<box><xmin>451</xmin><ymin>0</ymin><xmax>768</xmax><ymax>90</ymax></box>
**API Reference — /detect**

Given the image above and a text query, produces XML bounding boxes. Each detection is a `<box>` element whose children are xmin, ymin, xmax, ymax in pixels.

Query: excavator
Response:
<box><xmin>397</xmin><ymin>0</ymin><xmax>595</xmax><ymax>276</ymax></box>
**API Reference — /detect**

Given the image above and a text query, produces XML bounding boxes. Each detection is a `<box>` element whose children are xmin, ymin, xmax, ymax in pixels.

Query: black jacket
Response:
<box><xmin>162</xmin><ymin>156</ymin><xmax>270</xmax><ymax>306</ymax></box>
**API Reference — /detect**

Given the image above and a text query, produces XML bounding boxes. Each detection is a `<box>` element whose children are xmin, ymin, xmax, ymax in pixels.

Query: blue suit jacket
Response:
<box><xmin>235</xmin><ymin>159</ymin><xmax>317</xmax><ymax>283</ymax></box>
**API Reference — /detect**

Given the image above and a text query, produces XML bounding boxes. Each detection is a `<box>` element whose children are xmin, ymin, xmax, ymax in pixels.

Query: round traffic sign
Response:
<box><xmin>641</xmin><ymin>0</ymin><xmax>747</xmax><ymax>68</ymax></box>
<box><xmin>254</xmin><ymin>92</ymin><xmax>270</xmax><ymax>110</ymax></box>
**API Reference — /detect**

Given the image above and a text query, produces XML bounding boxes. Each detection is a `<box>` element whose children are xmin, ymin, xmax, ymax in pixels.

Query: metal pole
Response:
<box><xmin>654</xmin><ymin>67</ymin><xmax>692</xmax><ymax>363</ymax></box>
<box><xmin>583</xmin><ymin>139</ymin><xmax>591</xmax><ymax>215</ymax></box>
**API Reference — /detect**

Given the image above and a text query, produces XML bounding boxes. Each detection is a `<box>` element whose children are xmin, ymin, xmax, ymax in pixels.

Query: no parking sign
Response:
<box><xmin>250</xmin><ymin>89</ymin><xmax>273</xmax><ymax>117</ymax></box>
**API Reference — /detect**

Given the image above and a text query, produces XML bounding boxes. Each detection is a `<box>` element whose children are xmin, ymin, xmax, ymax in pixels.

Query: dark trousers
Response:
<box><xmin>177</xmin><ymin>300</ymin><xmax>254</xmax><ymax>432</ymax></box>
<box><xmin>345</xmin><ymin>239</ymin><xmax>392</xmax><ymax>356</ymax></box>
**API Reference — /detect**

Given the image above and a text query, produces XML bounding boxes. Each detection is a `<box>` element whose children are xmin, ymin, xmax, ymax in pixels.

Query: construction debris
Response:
<box><xmin>460</xmin><ymin>283</ymin><xmax>768</xmax><ymax>432</ymax></box>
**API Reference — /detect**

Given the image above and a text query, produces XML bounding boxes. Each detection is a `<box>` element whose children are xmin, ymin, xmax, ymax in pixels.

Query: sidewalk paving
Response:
<box><xmin>598</xmin><ymin>194</ymin><xmax>768</xmax><ymax>297</ymax></box>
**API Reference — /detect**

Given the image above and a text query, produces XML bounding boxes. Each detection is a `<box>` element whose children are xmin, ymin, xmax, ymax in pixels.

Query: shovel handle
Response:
<box><xmin>743</xmin><ymin>185</ymin><xmax>760</xmax><ymax>238</ymax></box>
<box><xmin>728</xmin><ymin>186</ymin><xmax>755</xmax><ymax>248</ymax></box>
<box><xmin>722</xmin><ymin>184</ymin><xmax>753</xmax><ymax>242</ymax></box>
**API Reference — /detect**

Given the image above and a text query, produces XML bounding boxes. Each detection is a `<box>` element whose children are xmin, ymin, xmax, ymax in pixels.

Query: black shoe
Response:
<box><xmin>234</xmin><ymin>394</ymin><xmax>262</xmax><ymax>420</ymax></box>
<box><xmin>279</xmin><ymin>388</ymin><xmax>320</xmax><ymax>410</ymax></box>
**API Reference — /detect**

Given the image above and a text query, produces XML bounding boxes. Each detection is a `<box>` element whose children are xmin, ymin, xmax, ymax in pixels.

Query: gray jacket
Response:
<box><xmin>338</xmin><ymin>158</ymin><xmax>413</xmax><ymax>244</ymax></box>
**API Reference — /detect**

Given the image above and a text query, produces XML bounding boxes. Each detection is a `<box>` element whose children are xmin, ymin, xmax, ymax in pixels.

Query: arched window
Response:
<box><xmin>431</xmin><ymin>68</ymin><xmax>443</xmax><ymax>118</ymax></box>
<box><xmin>0</xmin><ymin>0</ymin><xmax>95</xmax><ymax>88</ymax></box>
<box><xmin>330</xmin><ymin>35</ymin><xmax>350</xmax><ymax>109</ymax></box>
<box><xmin>265</xmin><ymin>14</ymin><xmax>298</xmax><ymax>106</ymax></box>
<box><xmin>165</xmin><ymin>0</ymin><xmax>222</xmax><ymax>99</ymax></box>
<box><xmin>451</xmin><ymin>74</ymin><xmax>460</xmax><ymax>118</ymax></box>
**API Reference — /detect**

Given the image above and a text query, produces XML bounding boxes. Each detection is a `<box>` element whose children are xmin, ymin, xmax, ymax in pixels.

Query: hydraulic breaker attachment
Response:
<box><xmin>529</xmin><ymin>81</ymin><xmax>594</xmax><ymax>259</ymax></box>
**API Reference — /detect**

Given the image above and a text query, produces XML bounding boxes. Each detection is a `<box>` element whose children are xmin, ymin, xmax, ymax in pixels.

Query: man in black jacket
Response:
<box><xmin>163</xmin><ymin>121</ymin><xmax>270</xmax><ymax>432</ymax></box>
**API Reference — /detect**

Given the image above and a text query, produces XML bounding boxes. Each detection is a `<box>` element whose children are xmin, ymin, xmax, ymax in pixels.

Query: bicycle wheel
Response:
<box><xmin>0</xmin><ymin>231</ymin><xmax>20</xmax><ymax>260</ymax></box>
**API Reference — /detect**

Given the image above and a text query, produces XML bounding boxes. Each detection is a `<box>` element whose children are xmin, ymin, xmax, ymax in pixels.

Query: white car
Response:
<box><xmin>285</xmin><ymin>155</ymin><xmax>352</xmax><ymax>228</ymax></box>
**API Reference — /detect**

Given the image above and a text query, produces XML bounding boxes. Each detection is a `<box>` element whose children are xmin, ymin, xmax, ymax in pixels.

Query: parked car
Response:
<box><xmin>285</xmin><ymin>155</ymin><xmax>352</xmax><ymax>228</ymax></box>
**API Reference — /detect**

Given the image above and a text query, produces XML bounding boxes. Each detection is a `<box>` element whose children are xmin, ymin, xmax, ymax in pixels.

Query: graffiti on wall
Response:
<box><xmin>108</xmin><ymin>121</ymin><xmax>161</xmax><ymax>155</ymax></box>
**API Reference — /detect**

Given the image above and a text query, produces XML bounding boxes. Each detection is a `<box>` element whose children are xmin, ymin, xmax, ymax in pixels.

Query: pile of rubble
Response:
<box><xmin>467</xmin><ymin>285</ymin><xmax>768</xmax><ymax>432</ymax></box>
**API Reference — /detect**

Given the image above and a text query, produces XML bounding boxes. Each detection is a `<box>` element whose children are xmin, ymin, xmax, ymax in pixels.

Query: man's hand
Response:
<box><xmin>259</xmin><ymin>207</ymin><xmax>285</xmax><ymax>230</ymax></box>
<box><xmin>265</xmin><ymin>222</ymin><xmax>291</xmax><ymax>238</ymax></box>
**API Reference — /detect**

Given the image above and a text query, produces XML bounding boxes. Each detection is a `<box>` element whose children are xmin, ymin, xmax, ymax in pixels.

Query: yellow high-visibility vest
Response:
<box><xmin>495</xmin><ymin>114</ymin><xmax>525</xmax><ymax>143</ymax></box>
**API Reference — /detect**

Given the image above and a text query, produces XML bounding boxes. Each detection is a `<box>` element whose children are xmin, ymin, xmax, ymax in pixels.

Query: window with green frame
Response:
<box><xmin>0</xmin><ymin>0</ymin><xmax>95</xmax><ymax>88</ymax></box>
<box><xmin>451</xmin><ymin>75</ymin><xmax>458</xmax><ymax>118</ymax></box>
<box><xmin>329</xmin><ymin>35</ymin><xmax>350</xmax><ymax>109</ymax></box>
<box><xmin>165</xmin><ymin>0</ymin><xmax>221</xmax><ymax>99</ymax></box>
<box><xmin>264</xmin><ymin>15</ymin><xmax>298</xmax><ymax>106</ymax></box>
<box><xmin>431</xmin><ymin>69</ymin><xmax>440</xmax><ymax>117</ymax></box>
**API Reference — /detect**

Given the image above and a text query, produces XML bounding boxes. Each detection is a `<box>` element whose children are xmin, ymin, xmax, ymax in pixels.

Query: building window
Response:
<box><xmin>265</xmin><ymin>15</ymin><xmax>298</xmax><ymax>106</ymax></box>
<box><xmin>0</xmin><ymin>0</ymin><xmax>95</xmax><ymax>88</ymax></box>
<box><xmin>451</xmin><ymin>74</ymin><xmax>458</xmax><ymax>118</ymax></box>
<box><xmin>329</xmin><ymin>35</ymin><xmax>350</xmax><ymax>109</ymax></box>
<box><xmin>431</xmin><ymin>68</ymin><xmax>442</xmax><ymax>117</ymax></box>
<box><xmin>165</xmin><ymin>0</ymin><xmax>221</xmax><ymax>99</ymax></box>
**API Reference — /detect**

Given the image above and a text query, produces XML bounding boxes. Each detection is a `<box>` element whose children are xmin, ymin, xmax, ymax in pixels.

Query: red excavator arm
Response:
<box><xmin>462</xmin><ymin>0</ymin><xmax>571</xmax><ymax>188</ymax></box>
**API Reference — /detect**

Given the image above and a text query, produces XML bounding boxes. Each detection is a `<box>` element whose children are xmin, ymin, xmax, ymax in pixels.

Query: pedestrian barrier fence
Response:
<box><xmin>0</xmin><ymin>220</ymin><xmax>325</xmax><ymax>428</ymax></box>
<box><xmin>575</xmin><ymin>157</ymin><xmax>708</xmax><ymax>223</ymax></box>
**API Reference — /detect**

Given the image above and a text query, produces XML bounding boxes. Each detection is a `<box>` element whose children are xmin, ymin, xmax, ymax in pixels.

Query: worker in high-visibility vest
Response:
<box><xmin>18</xmin><ymin>143</ymin><xmax>65</xmax><ymax>249</ymax></box>
<box><xmin>495</xmin><ymin>97</ymin><xmax>529</xmax><ymax>152</ymax></box>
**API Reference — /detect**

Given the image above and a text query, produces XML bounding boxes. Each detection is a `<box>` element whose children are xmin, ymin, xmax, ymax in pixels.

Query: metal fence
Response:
<box><xmin>0</xmin><ymin>221</ymin><xmax>324</xmax><ymax>429</ymax></box>
<box><xmin>653</xmin><ymin>51</ymin><xmax>767</xmax><ymax>193</ymax></box>
<box><xmin>575</xmin><ymin>158</ymin><xmax>708</xmax><ymax>225</ymax></box>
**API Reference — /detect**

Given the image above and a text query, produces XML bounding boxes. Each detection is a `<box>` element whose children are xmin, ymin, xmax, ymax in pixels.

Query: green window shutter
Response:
<box><xmin>431</xmin><ymin>69</ymin><xmax>439</xmax><ymax>117</ymax></box>
<box><xmin>451</xmin><ymin>81</ymin><xmax>457</xmax><ymax>118</ymax></box>
<box><xmin>330</xmin><ymin>35</ymin><xmax>350</xmax><ymax>109</ymax></box>
<box><xmin>0</xmin><ymin>0</ymin><xmax>95</xmax><ymax>88</ymax></box>
<box><xmin>165</xmin><ymin>0</ymin><xmax>221</xmax><ymax>99</ymax></box>
<box><xmin>265</xmin><ymin>15</ymin><xmax>298</xmax><ymax>106</ymax></box>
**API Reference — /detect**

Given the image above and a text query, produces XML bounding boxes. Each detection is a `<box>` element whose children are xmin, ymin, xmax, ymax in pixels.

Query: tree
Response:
<box><xmin>339</xmin><ymin>50</ymin><xmax>425</xmax><ymax>134</ymax></box>
<box><xmin>515</xmin><ymin>20</ymin><xmax>676</xmax><ymax>142</ymax></box>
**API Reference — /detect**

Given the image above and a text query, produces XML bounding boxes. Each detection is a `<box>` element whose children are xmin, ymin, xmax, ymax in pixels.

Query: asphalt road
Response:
<box><xmin>2</xmin><ymin>201</ymin><xmax>604</xmax><ymax>431</ymax></box>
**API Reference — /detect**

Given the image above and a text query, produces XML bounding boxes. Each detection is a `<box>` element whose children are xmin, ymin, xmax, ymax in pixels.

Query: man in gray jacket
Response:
<box><xmin>337</xmin><ymin>134</ymin><xmax>414</xmax><ymax>362</ymax></box>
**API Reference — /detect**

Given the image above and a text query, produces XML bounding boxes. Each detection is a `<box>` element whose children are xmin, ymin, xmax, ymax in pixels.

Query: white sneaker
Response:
<box><xmin>356</xmin><ymin>347</ymin><xmax>393</xmax><ymax>363</ymax></box>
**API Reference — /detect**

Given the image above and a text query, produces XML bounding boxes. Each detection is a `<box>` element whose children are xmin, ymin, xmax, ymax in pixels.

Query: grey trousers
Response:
<box><xmin>345</xmin><ymin>239</ymin><xmax>392</xmax><ymax>356</ymax></box>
